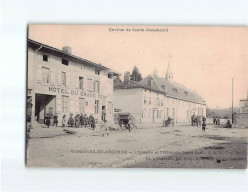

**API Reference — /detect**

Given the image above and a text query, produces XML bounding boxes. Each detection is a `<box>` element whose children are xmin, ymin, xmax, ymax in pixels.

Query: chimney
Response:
<box><xmin>124</xmin><ymin>71</ymin><xmax>131</xmax><ymax>87</ymax></box>
<box><xmin>62</xmin><ymin>46</ymin><xmax>72</xmax><ymax>54</ymax></box>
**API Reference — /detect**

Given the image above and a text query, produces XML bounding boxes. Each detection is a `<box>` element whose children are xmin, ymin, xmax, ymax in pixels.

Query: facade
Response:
<box><xmin>114</xmin><ymin>71</ymin><xmax>206</xmax><ymax>124</ymax></box>
<box><xmin>27</xmin><ymin>39</ymin><xmax>117</xmax><ymax>125</ymax></box>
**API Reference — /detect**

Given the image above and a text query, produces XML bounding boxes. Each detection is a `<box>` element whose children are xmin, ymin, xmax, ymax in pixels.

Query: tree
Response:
<box><xmin>113</xmin><ymin>75</ymin><xmax>122</xmax><ymax>84</ymax></box>
<box><xmin>131</xmin><ymin>66</ymin><xmax>143</xmax><ymax>82</ymax></box>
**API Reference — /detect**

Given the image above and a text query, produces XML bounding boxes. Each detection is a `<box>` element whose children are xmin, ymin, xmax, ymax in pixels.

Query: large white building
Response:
<box><xmin>114</xmin><ymin>70</ymin><xmax>206</xmax><ymax>124</ymax></box>
<box><xmin>27</xmin><ymin>39</ymin><xmax>117</xmax><ymax>125</ymax></box>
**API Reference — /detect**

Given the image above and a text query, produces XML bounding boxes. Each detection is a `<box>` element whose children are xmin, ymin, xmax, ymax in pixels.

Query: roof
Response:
<box><xmin>114</xmin><ymin>79</ymin><xmax>166</xmax><ymax>95</ymax></box>
<box><xmin>140</xmin><ymin>75</ymin><xmax>206</xmax><ymax>105</ymax></box>
<box><xmin>28</xmin><ymin>39</ymin><xmax>119</xmax><ymax>74</ymax></box>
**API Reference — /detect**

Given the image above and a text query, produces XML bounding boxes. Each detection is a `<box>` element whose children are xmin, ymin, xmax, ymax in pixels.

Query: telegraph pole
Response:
<box><xmin>232</xmin><ymin>77</ymin><xmax>234</xmax><ymax>124</ymax></box>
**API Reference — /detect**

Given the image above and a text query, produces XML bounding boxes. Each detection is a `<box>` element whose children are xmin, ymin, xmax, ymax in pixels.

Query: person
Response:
<box><xmin>53</xmin><ymin>115</ymin><xmax>58</xmax><ymax>126</ymax></box>
<box><xmin>90</xmin><ymin>115</ymin><xmax>96</xmax><ymax>130</ymax></box>
<box><xmin>80</xmin><ymin>113</ymin><xmax>84</xmax><ymax>127</ymax></box>
<box><xmin>75</xmin><ymin>114</ymin><xmax>80</xmax><ymax>128</ymax></box>
<box><xmin>84</xmin><ymin>114</ymin><xmax>88</xmax><ymax>128</ymax></box>
<box><xmin>45</xmin><ymin>114</ymin><xmax>51</xmax><ymax>128</ymax></box>
<box><xmin>213</xmin><ymin>117</ymin><xmax>216</xmax><ymax>124</ymax></box>
<box><xmin>128</xmin><ymin>119</ymin><xmax>133</xmax><ymax>132</ymax></box>
<box><xmin>102</xmin><ymin>107</ymin><xmax>106</xmax><ymax>121</ymax></box>
<box><xmin>217</xmin><ymin>118</ymin><xmax>220</xmax><ymax>125</ymax></box>
<box><xmin>68</xmin><ymin>114</ymin><xmax>74</xmax><ymax>127</ymax></box>
<box><xmin>101</xmin><ymin>120</ymin><xmax>109</xmax><ymax>136</ymax></box>
<box><xmin>202</xmin><ymin>116</ymin><xmax>206</xmax><ymax>131</ymax></box>
<box><xmin>225</xmin><ymin>120</ymin><xmax>232</xmax><ymax>128</ymax></box>
<box><xmin>62</xmin><ymin>115</ymin><xmax>67</xmax><ymax>127</ymax></box>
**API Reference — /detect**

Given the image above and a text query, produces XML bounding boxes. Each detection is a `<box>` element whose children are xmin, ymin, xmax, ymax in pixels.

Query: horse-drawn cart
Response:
<box><xmin>114</xmin><ymin>112</ymin><xmax>137</xmax><ymax>131</ymax></box>
<box><xmin>162</xmin><ymin>117</ymin><xmax>174</xmax><ymax>127</ymax></box>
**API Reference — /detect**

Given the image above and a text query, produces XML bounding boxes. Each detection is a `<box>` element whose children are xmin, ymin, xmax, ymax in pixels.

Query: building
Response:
<box><xmin>27</xmin><ymin>39</ymin><xmax>117</xmax><ymax>125</ymax></box>
<box><xmin>239</xmin><ymin>92</ymin><xmax>248</xmax><ymax>113</ymax></box>
<box><xmin>113</xmin><ymin>69</ymin><xmax>206</xmax><ymax>124</ymax></box>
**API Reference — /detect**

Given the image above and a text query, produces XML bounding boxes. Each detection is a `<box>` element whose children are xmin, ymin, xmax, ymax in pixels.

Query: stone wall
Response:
<box><xmin>234</xmin><ymin>113</ymin><xmax>248</xmax><ymax>128</ymax></box>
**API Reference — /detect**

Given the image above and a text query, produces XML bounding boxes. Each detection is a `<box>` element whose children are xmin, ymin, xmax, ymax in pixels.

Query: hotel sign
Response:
<box><xmin>48</xmin><ymin>86</ymin><xmax>107</xmax><ymax>99</ymax></box>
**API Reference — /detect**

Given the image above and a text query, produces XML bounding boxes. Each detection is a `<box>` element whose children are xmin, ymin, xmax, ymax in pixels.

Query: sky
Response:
<box><xmin>29</xmin><ymin>25</ymin><xmax>248</xmax><ymax>109</ymax></box>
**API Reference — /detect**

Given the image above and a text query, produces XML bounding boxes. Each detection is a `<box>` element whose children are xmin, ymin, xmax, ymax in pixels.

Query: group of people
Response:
<box><xmin>190</xmin><ymin>115</ymin><xmax>206</xmax><ymax>131</ymax></box>
<box><xmin>213</xmin><ymin>117</ymin><xmax>220</xmax><ymax>125</ymax></box>
<box><xmin>63</xmin><ymin>113</ymin><xmax>96</xmax><ymax>130</ymax></box>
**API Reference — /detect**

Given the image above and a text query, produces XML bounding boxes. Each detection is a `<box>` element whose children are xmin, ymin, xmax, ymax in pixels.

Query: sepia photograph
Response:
<box><xmin>26</xmin><ymin>25</ymin><xmax>248</xmax><ymax>168</ymax></box>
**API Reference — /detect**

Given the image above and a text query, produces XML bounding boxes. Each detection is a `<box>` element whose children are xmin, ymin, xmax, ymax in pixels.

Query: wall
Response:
<box><xmin>234</xmin><ymin>113</ymin><xmax>248</xmax><ymax>128</ymax></box>
<box><xmin>113</xmin><ymin>88</ymin><xmax>142</xmax><ymax>123</ymax></box>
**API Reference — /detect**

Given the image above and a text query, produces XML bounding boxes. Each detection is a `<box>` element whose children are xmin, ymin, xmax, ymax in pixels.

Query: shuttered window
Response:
<box><xmin>42</xmin><ymin>67</ymin><xmax>50</xmax><ymax>83</ymax></box>
<box><xmin>62</xmin><ymin>96</ymin><xmax>69</xmax><ymax>113</ymax></box>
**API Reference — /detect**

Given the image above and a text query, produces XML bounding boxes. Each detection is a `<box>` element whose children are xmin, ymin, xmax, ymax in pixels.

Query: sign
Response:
<box><xmin>48</xmin><ymin>86</ymin><xmax>107</xmax><ymax>99</ymax></box>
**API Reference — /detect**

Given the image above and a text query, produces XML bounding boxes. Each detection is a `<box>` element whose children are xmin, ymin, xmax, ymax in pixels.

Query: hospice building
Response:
<box><xmin>27</xmin><ymin>39</ymin><xmax>117</xmax><ymax>125</ymax></box>
<box><xmin>114</xmin><ymin>70</ymin><xmax>206</xmax><ymax>124</ymax></box>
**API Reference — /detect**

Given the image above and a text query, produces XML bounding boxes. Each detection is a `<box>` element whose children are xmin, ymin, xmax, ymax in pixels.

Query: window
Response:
<box><xmin>43</xmin><ymin>54</ymin><xmax>49</xmax><ymax>62</ymax></box>
<box><xmin>161</xmin><ymin>85</ymin><xmax>165</xmax><ymax>90</ymax></box>
<box><xmin>172</xmin><ymin>108</ymin><xmax>175</xmax><ymax>118</ymax></box>
<box><xmin>161</xmin><ymin>100</ymin><xmax>163</xmax><ymax>106</ymax></box>
<box><xmin>42</xmin><ymin>67</ymin><xmax>50</xmax><ymax>83</ymax></box>
<box><xmin>79</xmin><ymin>98</ymin><xmax>85</xmax><ymax>113</ymax></box>
<box><xmin>87</xmin><ymin>78</ymin><xmax>93</xmax><ymax>91</ymax></box>
<box><xmin>149</xmin><ymin>97</ymin><xmax>151</xmax><ymax>105</ymax></box>
<box><xmin>184</xmin><ymin>91</ymin><xmax>189</xmax><ymax>96</ymax></box>
<box><xmin>95</xmin><ymin>100</ymin><xmax>100</xmax><ymax>114</ymax></box>
<box><xmin>149</xmin><ymin>109</ymin><xmax>151</xmax><ymax>118</ymax></box>
<box><xmin>156</xmin><ymin>98</ymin><xmax>160</xmax><ymax>106</ymax></box>
<box><xmin>62</xmin><ymin>96</ymin><xmax>69</xmax><ymax>113</ymax></box>
<box><xmin>157</xmin><ymin>110</ymin><xmax>159</xmax><ymax>119</ymax></box>
<box><xmin>144</xmin><ymin>109</ymin><xmax>147</xmax><ymax>118</ymax></box>
<box><xmin>144</xmin><ymin>96</ymin><xmax>147</xmax><ymax>105</ymax></box>
<box><xmin>79</xmin><ymin>77</ymin><xmax>84</xmax><ymax>90</ymax></box>
<box><xmin>108</xmin><ymin>74</ymin><xmax>112</xmax><ymax>79</ymax></box>
<box><xmin>108</xmin><ymin>102</ymin><xmax>113</xmax><ymax>115</ymax></box>
<box><xmin>94</xmin><ymin>81</ymin><xmax>100</xmax><ymax>94</ymax></box>
<box><xmin>62</xmin><ymin>58</ymin><xmax>69</xmax><ymax>65</ymax></box>
<box><xmin>161</xmin><ymin>110</ymin><xmax>163</xmax><ymax>119</ymax></box>
<box><xmin>172</xmin><ymin>88</ymin><xmax>178</xmax><ymax>93</ymax></box>
<box><xmin>61</xmin><ymin>72</ymin><xmax>66</xmax><ymax>86</ymax></box>
<box><xmin>95</xmin><ymin>69</ymin><xmax>100</xmax><ymax>75</ymax></box>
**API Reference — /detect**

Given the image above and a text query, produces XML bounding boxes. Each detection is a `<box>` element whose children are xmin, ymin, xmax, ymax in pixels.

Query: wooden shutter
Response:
<box><xmin>75</xmin><ymin>76</ymin><xmax>79</xmax><ymax>89</ymax></box>
<box><xmin>57</xmin><ymin>72</ymin><xmax>62</xmax><ymax>85</ymax></box>
<box><xmin>69</xmin><ymin>97</ymin><xmax>74</xmax><ymax>113</ymax></box>
<box><xmin>75</xmin><ymin>98</ymin><xmax>79</xmax><ymax>113</ymax></box>
<box><xmin>36</xmin><ymin>68</ymin><xmax>42</xmax><ymax>82</ymax></box>
<box><xmin>50</xmin><ymin>68</ymin><xmax>56</xmax><ymax>85</ymax></box>
<box><xmin>56</xmin><ymin>96</ymin><xmax>62</xmax><ymax>114</ymax></box>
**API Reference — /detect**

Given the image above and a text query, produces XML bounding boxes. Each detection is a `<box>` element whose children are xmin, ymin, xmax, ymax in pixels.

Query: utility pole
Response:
<box><xmin>232</xmin><ymin>77</ymin><xmax>234</xmax><ymax>124</ymax></box>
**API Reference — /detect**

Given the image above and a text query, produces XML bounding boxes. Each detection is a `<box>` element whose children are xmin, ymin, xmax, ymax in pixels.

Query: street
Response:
<box><xmin>26</xmin><ymin>123</ymin><xmax>248</xmax><ymax>168</ymax></box>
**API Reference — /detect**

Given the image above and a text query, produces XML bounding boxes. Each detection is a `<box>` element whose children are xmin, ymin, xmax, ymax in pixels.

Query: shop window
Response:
<box><xmin>42</xmin><ymin>67</ymin><xmax>50</xmax><ymax>83</ymax></box>
<box><xmin>62</xmin><ymin>96</ymin><xmax>69</xmax><ymax>113</ymax></box>
<box><xmin>87</xmin><ymin>78</ymin><xmax>93</xmax><ymax>91</ymax></box>
<box><xmin>95</xmin><ymin>100</ymin><xmax>100</xmax><ymax>114</ymax></box>
<box><xmin>79</xmin><ymin>98</ymin><xmax>85</xmax><ymax>114</ymax></box>
<box><xmin>62</xmin><ymin>58</ymin><xmax>69</xmax><ymax>66</ymax></box>
<box><xmin>43</xmin><ymin>54</ymin><xmax>49</xmax><ymax>62</ymax></box>
<box><xmin>108</xmin><ymin>102</ymin><xmax>113</xmax><ymax>115</ymax></box>
<box><xmin>94</xmin><ymin>81</ymin><xmax>100</xmax><ymax>94</ymax></box>
<box><xmin>61</xmin><ymin>72</ymin><xmax>66</xmax><ymax>86</ymax></box>
<box><xmin>95</xmin><ymin>69</ymin><xmax>100</xmax><ymax>75</ymax></box>
<box><xmin>79</xmin><ymin>77</ymin><xmax>84</xmax><ymax>90</ymax></box>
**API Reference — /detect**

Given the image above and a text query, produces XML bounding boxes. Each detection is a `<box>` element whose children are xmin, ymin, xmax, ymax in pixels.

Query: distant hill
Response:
<box><xmin>206</xmin><ymin>107</ymin><xmax>239</xmax><ymax>119</ymax></box>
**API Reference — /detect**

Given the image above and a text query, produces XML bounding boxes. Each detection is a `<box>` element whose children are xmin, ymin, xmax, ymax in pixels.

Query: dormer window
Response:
<box><xmin>172</xmin><ymin>88</ymin><xmax>178</xmax><ymax>93</ymax></box>
<box><xmin>108</xmin><ymin>74</ymin><xmax>113</xmax><ymax>79</ymax></box>
<box><xmin>161</xmin><ymin>85</ymin><xmax>165</xmax><ymax>90</ymax></box>
<box><xmin>184</xmin><ymin>91</ymin><xmax>189</xmax><ymax>96</ymax></box>
<box><xmin>62</xmin><ymin>58</ymin><xmax>69</xmax><ymax>66</ymax></box>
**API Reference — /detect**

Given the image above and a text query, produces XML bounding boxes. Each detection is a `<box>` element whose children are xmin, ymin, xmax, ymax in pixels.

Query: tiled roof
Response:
<box><xmin>114</xmin><ymin>80</ymin><xmax>166</xmax><ymax>94</ymax></box>
<box><xmin>140</xmin><ymin>75</ymin><xmax>206</xmax><ymax>105</ymax></box>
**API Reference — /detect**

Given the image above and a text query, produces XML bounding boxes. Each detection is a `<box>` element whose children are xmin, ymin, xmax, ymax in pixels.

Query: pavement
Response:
<box><xmin>26</xmin><ymin>122</ymin><xmax>248</xmax><ymax>168</ymax></box>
